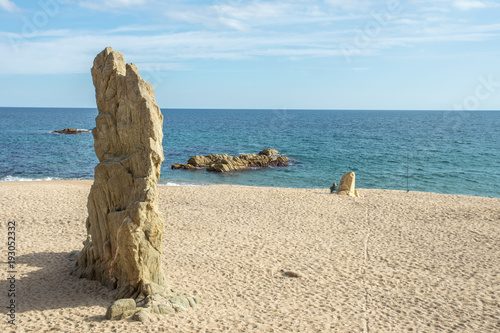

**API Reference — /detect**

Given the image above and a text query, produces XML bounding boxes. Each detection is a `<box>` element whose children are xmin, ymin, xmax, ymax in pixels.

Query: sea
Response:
<box><xmin>0</xmin><ymin>107</ymin><xmax>499</xmax><ymax>198</ymax></box>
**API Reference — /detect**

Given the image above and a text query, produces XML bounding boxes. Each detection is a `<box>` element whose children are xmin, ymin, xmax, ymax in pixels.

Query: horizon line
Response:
<box><xmin>1</xmin><ymin>106</ymin><xmax>499</xmax><ymax>112</ymax></box>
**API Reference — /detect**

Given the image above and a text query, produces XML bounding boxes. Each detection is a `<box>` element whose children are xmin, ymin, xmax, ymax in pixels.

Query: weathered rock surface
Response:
<box><xmin>53</xmin><ymin>128</ymin><xmax>90</xmax><ymax>134</ymax></box>
<box><xmin>172</xmin><ymin>149</ymin><xmax>289</xmax><ymax>172</ymax></box>
<box><xmin>133</xmin><ymin>308</ymin><xmax>150</xmax><ymax>323</ymax></box>
<box><xmin>259</xmin><ymin>148</ymin><xmax>280</xmax><ymax>156</ymax></box>
<box><xmin>106</xmin><ymin>299</ymin><xmax>136</xmax><ymax>320</ymax></box>
<box><xmin>187</xmin><ymin>155</ymin><xmax>212</xmax><ymax>167</ymax></box>
<box><xmin>72</xmin><ymin>46</ymin><xmax>166</xmax><ymax>299</ymax></box>
<box><xmin>136</xmin><ymin>290</ymin><xmax>201</xmax><ymax>314</ymax></box>
<box><xmin>337</xmin><ymin>172</ymin><xmax>360</xmax><ymax>197</ymax></box>
<box><xmin>71</xmin><ymin>47</ymin><xmax>198</xmax><ymax>319</ymax></box>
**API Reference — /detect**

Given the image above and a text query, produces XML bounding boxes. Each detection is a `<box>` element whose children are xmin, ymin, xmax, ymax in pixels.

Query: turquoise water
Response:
<box><xmin>0</xmin><ymin>107</ymin><xmax>499</xmax><ymax>198</ymax></box>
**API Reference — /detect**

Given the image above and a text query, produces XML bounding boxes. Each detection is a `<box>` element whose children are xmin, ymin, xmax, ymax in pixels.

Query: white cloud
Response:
<box><xmin>80</xmin><ymin>0</ymin><xmax>147</xmax><ymax>11</ymax></box>
<box><xmin>0</xmin><ymin>0</ymin><xmax>20</xmax><ymax>12</ymax></box>
<box><xmin>0</xmin><ymin>28</ymin><xmax>358</xmax><ymax>74</ymax></box>
<box><xmin>5</xmin><ymin>14</ymin><xmax>499</xmax><ymax>76</ymax></box>
<box><xmin>453</xmin><ymin>0</ymin><xmax>498</xmax><ymax>10</ymax></box>
<box><xmin>214</xmin><ymin>1</ymin><xmax>306</xmax><ymax>30</ymax></box>
<box><xmin>1</xmin><ymin>0</ymin><xmax>500</xmax><ymax>75</ymax></box>
<box><xmin>165</xmin><ymin>1</ymin><xmax>363</xmax><ymax>32</ymax></box>
<box><xmin>324</xmin><ymin>0</ymin><xmax>374</xmax><ymax>11</ymax></box>
<box><xmin>394</xmin><ymin>18</ymin><xmax>422</xmax><ymax>26</ymax></box>
<box><xmin>467</xmin><ymin>23</ymin><xmax>500</xmax><ymax>33</ymax></box>
<box><xmin>215</xmin><ymin>1</ymin><xmax>291</xmax><ymax>20</ymax></box>
<box><xmin>166</xmin><ymin>2</ymin><xmax>302</xmax><ymax>31</ymax></box>
<box><xmin>420</xmin><ymin>6</ymin><xmax>450</xmax><ymax>13</ymax></box>
<box><xmin>2</xmin><ymin>12</ymin><xmax>500</xmax><ymax>75</ymax></box>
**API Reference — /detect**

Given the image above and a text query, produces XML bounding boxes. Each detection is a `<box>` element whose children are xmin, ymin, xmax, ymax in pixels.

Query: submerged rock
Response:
<box><xmin>171</xmin><ymin>163</ymin><xmax>196</xmax><ymax>170</ymax></box>
<box><xmin>172</xmin><ymin>149</ymin><xmax>289</xmax><ymax>172</ymax></box>
<box><xmin>53</xmin><ymin>128</ymin><xmax>90</xmax><ymax>134</ymax></box>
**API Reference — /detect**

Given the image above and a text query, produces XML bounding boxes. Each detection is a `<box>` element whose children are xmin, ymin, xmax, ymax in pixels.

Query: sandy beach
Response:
<box><xmin>1</xmin><ymin>181</ymin><xmax>499</xmax><ymax>332</ymax></box>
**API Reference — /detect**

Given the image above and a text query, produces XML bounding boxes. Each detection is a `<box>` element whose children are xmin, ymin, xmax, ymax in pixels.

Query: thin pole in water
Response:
<box><xmin>406</xmin><ymin>151</ymin><xmax>409</xmax><ymax>192</ymax></box>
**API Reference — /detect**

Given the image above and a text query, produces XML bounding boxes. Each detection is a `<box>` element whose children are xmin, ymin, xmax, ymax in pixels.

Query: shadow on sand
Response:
<box><xmin>2</xmin><ymin>251</ymin><xmax>114</xmax><ymax>322</ymax></box>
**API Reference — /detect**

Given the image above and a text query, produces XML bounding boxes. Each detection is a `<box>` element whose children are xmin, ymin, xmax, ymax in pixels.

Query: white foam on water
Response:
<box><xmin>0</xmin><ymin>176</ymin><xmax>208</xmax><ymax>187</ymax></box>
<box><xmin>159</xmin><ymin>181</ymin><xmax>207</xmax><ymax>187</ymax></box>
<box><xmin>0</xmin><ymin>175</ymin><xmax>63</xmax><ymax>182</ymax></box>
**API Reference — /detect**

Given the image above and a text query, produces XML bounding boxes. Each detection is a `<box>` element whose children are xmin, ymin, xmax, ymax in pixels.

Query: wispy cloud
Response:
<box><xmin>453</xmin><ymin>0</ymin><xmax>499</xmax><ymax>10</ymax></box>
<box><xmin>214</xmin><ymin>1</ymin><xmax>293</xmax><ymax>30</ymax></box>
<box><xmin>165</xmin><ymin>1</ymin><xmax>363</xmax><ymax>31</ymax></box>
<box><xmin>3</xmin><ymin>16</ymin><xmax>499</xmax><ymax>75</ymax></box>
<box><xmin>80</xmin><ymin>0</ymin><xmax>147</xmax><ymax>11</ymax></box>
<box><xmin>0</xmin><ymin>28</ymin><xmax>358</xmax><ymax>74</ymax></box>
<box><xmin>0</xmin><ymin>0</ymin><xmax>499</xmax><ymax>75</ymax></box>
<box><xmin>324</xmin><ymin>0</ymin><xmax>374</xmax><ymax>12</ymax></box>
<box><xmin>0</xmin><ymin>0</ymin><xmax>20</xmax><ymax>12</ymax></box>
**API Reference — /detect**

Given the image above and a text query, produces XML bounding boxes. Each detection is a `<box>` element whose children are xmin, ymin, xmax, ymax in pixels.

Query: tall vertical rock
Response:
<box><xmin>72</xmin><ymin>47</ymin><xmax>166</xmax><ymax>299</ymax></box>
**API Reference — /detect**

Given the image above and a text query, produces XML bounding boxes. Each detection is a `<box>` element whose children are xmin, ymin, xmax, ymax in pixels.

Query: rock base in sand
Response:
<box><xmin>106</xmin><ymin>283</ymin><xmax>200</xmax><ymax>322</ymax></box>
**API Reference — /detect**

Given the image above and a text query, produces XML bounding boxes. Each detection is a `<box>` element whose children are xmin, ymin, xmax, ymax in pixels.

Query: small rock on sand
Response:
<box><xmin>106</xmin><ymin>299</ymin><xmax>136</xmax><ymax>320</ymax></box>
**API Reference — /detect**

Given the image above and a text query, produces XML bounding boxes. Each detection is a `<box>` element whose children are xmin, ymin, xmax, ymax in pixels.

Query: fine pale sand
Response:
<box><xmin>1</xmin><ymin>181</ymin><xmax>499</xmax><ymax>332</ymax></box>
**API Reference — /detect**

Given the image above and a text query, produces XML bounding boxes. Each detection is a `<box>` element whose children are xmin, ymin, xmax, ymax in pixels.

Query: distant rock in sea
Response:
<box><xmin>172</xmin><ymin>149</ymin><xmax>289</xmax><ymax>172</ymax></box>
<box><xmin>53</xmin><ymin>128</ymin><xmax>90</xmax><ymax>134</ymax></box>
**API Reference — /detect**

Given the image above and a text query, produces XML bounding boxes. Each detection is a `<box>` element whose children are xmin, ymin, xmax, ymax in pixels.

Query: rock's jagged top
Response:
<box><xmin>90</xmin><ymin>46</ymin><xmax>163</xmax><ymax>166</ymax></box>
<box><xmin>172</xmin><ymin>149</ymin><xmax>289</xmax><ymax>172</ymax></box>
<box><xmin>53</xmin><ymin>128</ymin><xmax>90</xmax><ymax>134</ymax></box>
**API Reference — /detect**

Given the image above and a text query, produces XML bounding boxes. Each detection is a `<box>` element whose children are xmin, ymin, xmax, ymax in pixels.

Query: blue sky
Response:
<box><xmin>0</xmin><ymin>0</ymin><xmax>499</xmax><ymax>110</ymax></box>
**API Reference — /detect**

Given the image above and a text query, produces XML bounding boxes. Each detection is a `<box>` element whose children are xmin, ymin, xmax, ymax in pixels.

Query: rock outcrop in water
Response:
<box><xmin>72</xmin><ymin>47</ymin><xmax>198</xmax><ymax>321</ymax></box>
<box><xmin>53</xmin><ymin>128</ymin><xmax>90</xmax><ymax>134</ymax></box>
<box><xmin>337</xmin><ymin>172</ymin><xmax>360</xmax><ymax>197</ymax></box>
<box><xmin>172</xmin><ymin>149</ymin><xmax>289</xmax><ymax>172</ymax></box>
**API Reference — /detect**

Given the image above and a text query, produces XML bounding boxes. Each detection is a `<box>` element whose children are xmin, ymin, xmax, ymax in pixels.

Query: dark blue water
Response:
<box><xmin>0</xmin><ymin>107</ymin><xmax>499</xmax><ymax>198</ymax></box>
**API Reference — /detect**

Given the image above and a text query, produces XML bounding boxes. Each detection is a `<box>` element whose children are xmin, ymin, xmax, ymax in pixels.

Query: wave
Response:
<box><xmin>0</xmin><ymin>175</ymin><xmax>207</xmax><ymax>186</ymax></box>
<box><xmin>0</xmin><ymin>175</ymin><xmax>63</xmax><ymax>182</ymax></box>
<box><xmin>159</xmin><ymin>181</ymin><xmax>206</xmax><ymax>187</ymax></box>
